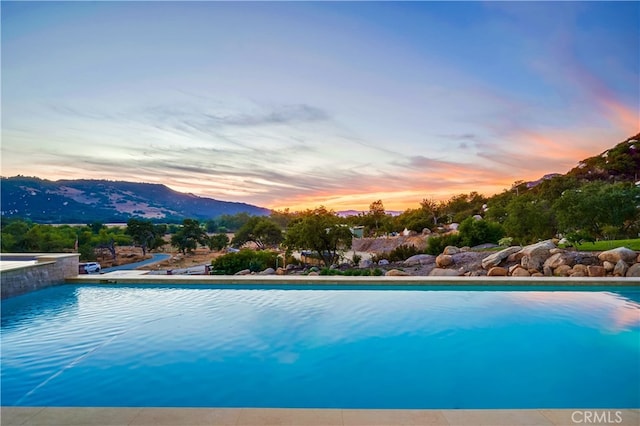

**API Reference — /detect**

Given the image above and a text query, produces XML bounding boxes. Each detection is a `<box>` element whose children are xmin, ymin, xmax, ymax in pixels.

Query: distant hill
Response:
<box><xmin>0</xmin><ymin>177</ymin><xmax>270</xmax><ymax>223</ymax></box>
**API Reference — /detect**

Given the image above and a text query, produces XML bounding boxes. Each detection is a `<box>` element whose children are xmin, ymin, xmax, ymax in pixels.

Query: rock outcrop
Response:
<box><xmin>403</xmin><ymin>254</ymin><xmax>436</xmax><ymax>266</ymax></box>
<box><xmin>518</xmin><ymin>240</ymin><xmax>556</xmax><ymax>271</ymax></box>
<box><xmin>430</xmin><ymin>243</ymin><xmax>640</xmax><ymax>279</ymax></box>
<box><xmin>598</xmin><ymin>247</ymin><xmax>637</xmax><ymax>264</ymax></box>
<box><xmin>436</xmin><ymin>254</ymin><xmax>454</xmax><ymax>268</ymax></box>
<box><xmin>613</xmin><ymin>260</ymin><xmax>628</xmax><ymax>277</ymax></box>
<box><xmin>443</xmin><ymin>246</ymin><xmax>461</xmax><ymax>255</ymax></box>
<box><xmin>386</xmin><ymin>269</ymin><xmax>410</xmax><ymax>276</ymax></box>
<box><xmin>487</xmin><ymin>266</ymin><xmax>507</xmax><ymax>276</ymax></box>
<box><xmin>481</xmin><ymin>246</ymin><xmax>522</xmax><ymax>269</ymax></box>
<box><xmin>429</xmin><ymin>268</ymin><xmax>463</xmax><ymax>276</ymax></box>
<box><xmin>627</xmin><ymin>263</ymin><xmax>640</xmax><ymax>277</ymax></box>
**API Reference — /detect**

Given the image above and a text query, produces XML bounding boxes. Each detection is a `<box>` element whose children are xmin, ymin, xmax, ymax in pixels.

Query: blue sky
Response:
<box><xmin>2</xmin><ymin>1</ymin><xmax>638</xmax><ymax>211</ymax></box>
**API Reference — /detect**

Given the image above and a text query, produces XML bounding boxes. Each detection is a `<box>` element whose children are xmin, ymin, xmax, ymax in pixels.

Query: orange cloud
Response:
<box><xmin>602</xmin><ymin>99</ymin><xmax>640</xmax><ymax>135</ymax></box>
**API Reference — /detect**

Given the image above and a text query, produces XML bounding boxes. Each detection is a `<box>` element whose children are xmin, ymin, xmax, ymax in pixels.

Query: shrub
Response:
<box><xmin>425</xmin><ymin>234</ymin><xmax>462</xmax><ymax>255</ymax></box>
<box><xmin>211</xmin><ymin>249</ymin><xmax>277</xmax><ymax>274</ymax></box>
<box><xmin>372</xmin><ymin>244</ymin><xmax>423</xmax><ymax>263</ymax></box>
<box><xmin>498</xmin><ymin>237</ymin><xmax>514</xmax><ymax>247</ymax></box>
<box><xmin>458</xmin><ymin>217</ymin><xmax>505</xmax><ymax>247</ymax></box>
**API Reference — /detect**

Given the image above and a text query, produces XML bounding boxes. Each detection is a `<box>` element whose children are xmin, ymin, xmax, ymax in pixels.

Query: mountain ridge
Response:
<box><xmin>0</xmin><ymin>176</ymin><xmax>270</xmax><ymax>223</ymax></box>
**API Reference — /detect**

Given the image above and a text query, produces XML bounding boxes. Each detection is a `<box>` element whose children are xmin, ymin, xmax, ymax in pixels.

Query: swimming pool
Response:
<box><xmin>2</xmin><ymin>284</ymin><xmax>639</xmax><ymax>408</ymax></box>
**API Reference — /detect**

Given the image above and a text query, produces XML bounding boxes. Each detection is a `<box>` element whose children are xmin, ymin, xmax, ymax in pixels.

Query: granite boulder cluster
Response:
<box><xmin>480</xmin><ymin>241</ymin><xmax>640</xmax><ymax>278</ymax></box>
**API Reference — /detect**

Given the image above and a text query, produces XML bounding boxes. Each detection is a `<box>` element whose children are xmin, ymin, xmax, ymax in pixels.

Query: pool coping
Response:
<box><xmin>66</xmin><ymin>273</ymin><xmax>640</xmax><ymax>286</ymax></box>
<box><xmin>2</xmin><ymin>407</ymin><xmax>639</xmax><ymax>425</ymax></box>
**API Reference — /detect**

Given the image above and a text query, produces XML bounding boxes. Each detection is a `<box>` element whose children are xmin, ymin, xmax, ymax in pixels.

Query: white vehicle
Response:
<box><xmin>80</xmin><ymin>262</ymin><xmax>101</xmax><ymax>274</ymax></box>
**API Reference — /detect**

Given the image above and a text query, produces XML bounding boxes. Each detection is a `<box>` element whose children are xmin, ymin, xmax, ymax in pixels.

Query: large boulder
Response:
<box><xmin>359</xmin><ymin>259</ymin><xmax>374</xmax><ymax>268</ymax></box>
<box><xmin>487</xmin><ymin>267</ymin><xmax>508</xmax><ymax>276</ymax></box>
<box><xmin>573</xmin><ymin>253</ymin><xmax>601</xmax><ymax>266</ymax></box>
<box><xmin>627</xmin><ymin>263</ymin><xmax>640</xmax><ymax>277</ymax></box>
<box><xmin>235</xmin><ymin>269</ymin><xmax>251</xmax><ymax>275</ymax></box>
<box><xmin>443</xmin><ymin>246</ymin><xmax>461</xmax><ymax>255</ymax></box>
<box><xmin>543</xmin><ymin>252</ymin><xmax>575</xmax><ymax>270</ymax></box>
<box><xmin>598</xmin><ymin>247</ymin><xmax>637</xmax><ymax>264</ymax></box>
<box><xmin>554</xmin><ymin>265</ymin><xmax>572</xmax><ymax>277</ymax></box>
<box><xmin>613</xmin><ymin>260</ymin><xmax>629</xmax><ymax>277</ymax></box>
<box><xmin>519</xmin><ymin>240</ymin><xmax>556</xmax><ymax>271</ymax></box>
<box><xmin>481</xmin><ymin>246</ymin><xmax>522</xmax><ymax>269</ymax></box>
<box><xmin>436</xmin><ymin>254</ymin><xmax>454</xmax><ymax>268</ymax></box>
<box><xmin>572</xmin><ymin>264</ymin><xmax>588</xmax><ymax>275</ymax></box>
<box><xmin>403</xmin><ymin>254</ymin><xmax>435</xmax><ymax>266</ymax></box>
<box><xmin>512</xmin><ymin>267</ymin><xmax>531</xmax><ymax>277</ymax></box>
<box><xmin>429</xmin><ymin>268</ymin><xmax>463</xmax><ymax>276</ymax></box>
<box><xmin>587</xmin><ymin>265</ymin><xmax>605</xmax><ymax>277</ymax></box>
<box><xmin>259</xmin><ymin>267</ymin><xmax>276</xmax><ymax>275</ymax></box>
<box><xmin>603</xmin><ymin>261</ymin><xmax>615</xmax><ymax>272</ymax></box>
<box><xmin>386</xmin><ymin>269</ymin><xmax>410</xmax><ymax>276</ymax></box>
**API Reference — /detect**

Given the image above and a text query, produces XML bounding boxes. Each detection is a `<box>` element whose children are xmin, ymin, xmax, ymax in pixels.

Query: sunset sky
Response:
<box><xmin>2</xmin><ymin>1</ymin><xmax>638</xmax><ymax>212</ymax></box>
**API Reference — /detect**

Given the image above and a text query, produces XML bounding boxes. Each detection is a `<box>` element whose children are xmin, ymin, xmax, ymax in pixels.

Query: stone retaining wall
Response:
<box><xmin>1</xmin><ymin>254</ymin><xmax>80</xmax><ymax>299</ymax></box>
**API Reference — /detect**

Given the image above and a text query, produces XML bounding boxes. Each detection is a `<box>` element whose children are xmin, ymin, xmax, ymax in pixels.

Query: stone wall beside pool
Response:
<box><xmin>0</xmin><ymin>253</ymin><xmax>80</xmax><ymax>299</ymax></box>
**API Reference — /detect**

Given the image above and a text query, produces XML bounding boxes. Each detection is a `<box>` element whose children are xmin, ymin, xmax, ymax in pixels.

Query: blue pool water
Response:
<box><xmin>1</xmin><ymin>285</ymin><xmax>639</xmax><ymax>408</ymax></box>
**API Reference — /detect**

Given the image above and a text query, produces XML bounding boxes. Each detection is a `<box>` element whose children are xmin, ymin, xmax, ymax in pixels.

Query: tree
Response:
<box><xmin>94</xmin><ymin>227</ymin><xmax>132</xmax><ymax>261</ymax></box>
<box><xmin>204</xmin><ymin>219</ymin><xmax>219</xmax><ymax>233</ymax></box>
<box><xmin>420</xmin><ymin>198</ymin><xmax>445</xmax><ymax>226</ymax></box>
<box><xmin>395</xmin><ymin>208</ymin><xmax>431</xmax><ymax>233</ymax></box>
<box><xmin>23</xmin><ymin>224</ymin><xmax>76</xmax><ymax>252</ymax></box>
<box><xmin>208</xmin><ymin>233</ymin><xmax>230</xmax><ymax>251</ymax></box>
<box><xmin>502</xmin><ymin>194</ymin><xmax>555</xmax><ymax>244</ymax></box>
<box><xmin>553</xmin><ymin>181</ymin><xmax>640</xmax><ymax>240</ymax></box>
<box><xmin>364</xmin><ymin>200</ymin><xmax>388</xmax><ymax>236</ymax></box>
<box><xmin>270</xmin><ymin>209</ymin><xmax>296</xmax><ymax>229</ymax></box>
<box><xmin>126</xmin><ymin>218</ymin><xmax>166</xmax><ymax>256</ymax></box>
<box><xmin>443</xmin><ymin>192</ymin><xmax>487</xmax><ymax>223</ymax></box>
<box><xmin>171</xmin><ymin>219</ymin><xmax>209</xmax><ymax>254</ymax></box>
<box><xmin>484</xmin><ymin>190</ymin><xmax>515</xmax><ymax>224</ymax></box>
<box><xmin>1</xmin><ymin>219</ymin><xmax>32</xmax><ymax>252</ymax></box>
<box><xmin>216</xmin><ymin>212</ymin><xmax>253</xmax><ymax>232</ymax></box>
<box><xmin>231</xmin><ymin>216</ymin><xmax>283</xmax><ymax>250</ymax></box>
<box><xmin>457</xmin><ymin>217</ymin><xmax>505</xmax><ymax>247</ymax></box>
<box><xmin>284</xmin><ymin>207</ymin><xmax>353</xmax><ymax>266</ymax></box>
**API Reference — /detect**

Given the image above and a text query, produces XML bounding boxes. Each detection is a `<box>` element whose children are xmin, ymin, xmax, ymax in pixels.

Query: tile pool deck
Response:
<box><xmin>2</xmin><ymin>407</ymin><xmax>639</xmax><ymax>425</ymax></box>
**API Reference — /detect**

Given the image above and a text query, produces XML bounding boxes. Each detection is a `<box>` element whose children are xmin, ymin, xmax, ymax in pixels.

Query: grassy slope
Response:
<box><xmin>574</xmin><ymin>239</ymin><xmax>640</xmax><ymax>251</ymax></box>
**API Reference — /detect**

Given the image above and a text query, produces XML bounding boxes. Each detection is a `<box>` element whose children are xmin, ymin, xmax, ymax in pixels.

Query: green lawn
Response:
<box><xmin>574</xmin><ymin>239</ymin><xmax>640</xmax><ymax>251</ymax></box>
